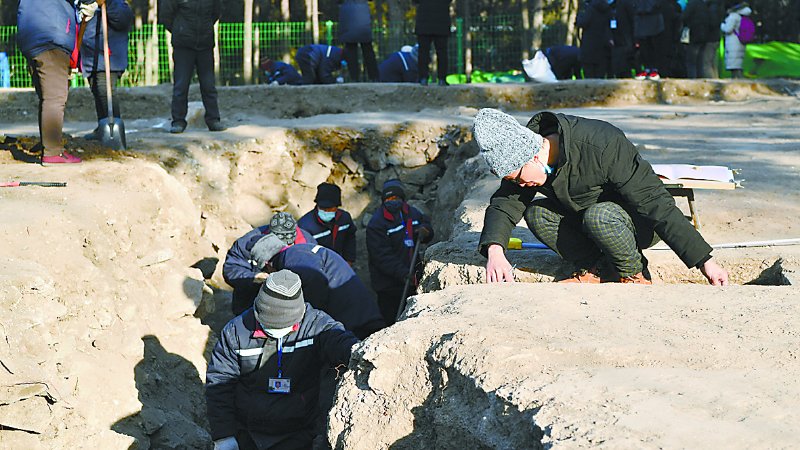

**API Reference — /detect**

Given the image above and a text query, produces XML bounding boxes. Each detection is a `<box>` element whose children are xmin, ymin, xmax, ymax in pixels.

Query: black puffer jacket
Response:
<box><xmin>160</xmin><ymin>0</ymin><xmax>222</xmax><ymax>50</ymax></box>
<box><xmin>576</xmin><ymin>0</ymin><xmax>613</xmax><ymax>64</ymax></box>
<box><xmin>682</xmin><ymin>0</ymin><xmax>715</xmax><ymax>44</ymax></box>
<box><xmin>479</xmin><ymin>112</ymin><xmax>713</xmax><ymax>269</ymax></box>
<box><xmin>414</xmin><ymin>0</ymin><xmax>452</xmax><ymax>36</ymax></box>
<box><xmin>338</xmin><ymin>0</ymin><xmax>373</xmax><ymax>43</ymax></box>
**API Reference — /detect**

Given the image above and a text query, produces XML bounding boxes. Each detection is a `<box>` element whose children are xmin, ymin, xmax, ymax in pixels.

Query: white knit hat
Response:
<box><xmin>473</xmin><ymin>108</ymin><xmax>544</xmax><ymax>177</ymax></box>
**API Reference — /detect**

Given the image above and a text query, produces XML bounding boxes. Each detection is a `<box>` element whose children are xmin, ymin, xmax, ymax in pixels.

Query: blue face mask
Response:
<box><xmin>317</xmin><ymin>209</ymin><xmax>336</xmax><ymax>222</ymax></box>
<box><xmin>384</xmin><ymin>200</ymin><xmax>403</xmax><ymax>212</ymax></box>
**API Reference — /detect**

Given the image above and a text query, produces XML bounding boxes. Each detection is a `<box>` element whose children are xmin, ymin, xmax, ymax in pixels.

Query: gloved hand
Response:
<box><xmin>414</xmin><ymin>227</ymin><xmax>430</xmax><ymax>240</ymax></box>
<box><xmin>213</xmin><ymin>436</ymin><xmax>239</xmax><ymax>450</ymax></box>
<box><xmin>78</xmin><ymin>1</ymin><xmax>99</xmax><ymax>22</ymax></box>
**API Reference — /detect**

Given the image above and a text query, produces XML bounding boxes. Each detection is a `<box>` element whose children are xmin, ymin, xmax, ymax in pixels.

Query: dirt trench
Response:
<box><xmin>1</xmin><ymin>81</ymin><xmax>799</xmax><ymax>448</ymax></box>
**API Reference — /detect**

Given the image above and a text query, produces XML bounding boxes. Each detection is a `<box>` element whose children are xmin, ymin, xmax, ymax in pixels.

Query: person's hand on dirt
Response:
<box><xmin>78</xmin><ymin>1</ymin><xmax>99</xmax><ymax>21</ymax></box>
<box><xmin>700</xmin><ymin>258</ymin><xmax>729</xmax><ymax>286</ymax></box>
<box><xmin>486</xmin><ymin>244</ymin><xmax>515</xmax><ymax>283</ymax></box>
<box><xmin>254</xmin><ymin>272</ymin><xmax>269</xmax><ymax>284</ymax></box>
<box><xmin>213</xmin><ymin>436</ymin><xmax>239</xmax><ymax>450</ymax></box>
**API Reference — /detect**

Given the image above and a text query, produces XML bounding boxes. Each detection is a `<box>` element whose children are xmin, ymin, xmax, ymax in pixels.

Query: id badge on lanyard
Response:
<box><xmin>401</xmin><ymin>212</ymin><xmax>414</xmax><ymax>248</ymax></box>
<box><xmin>610</xmin><ymin>19</ymin><xmax>618</xmax><ymax>29</ymax></box>
<box><xmin>267</xmin><ymin>336</ymin><xmax>291</xmax><ymax>394</ymax></box>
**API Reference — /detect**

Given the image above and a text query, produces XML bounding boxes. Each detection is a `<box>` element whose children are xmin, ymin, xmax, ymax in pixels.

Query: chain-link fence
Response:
<box><xmin>0</xmin><ymin>15</ymin><xmax>527</xmax><ymax>88</ymax></box>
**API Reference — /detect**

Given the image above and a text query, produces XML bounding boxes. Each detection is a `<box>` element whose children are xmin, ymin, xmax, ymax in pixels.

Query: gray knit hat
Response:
<box><xmin>269</xmin><ymin>212</ymin><xmax>297</xmax><ymax>245</ymax></box>
<box><xmin>473</xmin><ymin>108</ymin><xmax>544</xmax><ymax>177</ymax></box>
<box><xmin>251</xmin><ymin>233</ymin><xmax>287</xmax><ymax>269</ymax></box>
<box><xmin>254</xmin><ymin>269</ymin><xmax>305</xmax><ymax>329</ymax></box>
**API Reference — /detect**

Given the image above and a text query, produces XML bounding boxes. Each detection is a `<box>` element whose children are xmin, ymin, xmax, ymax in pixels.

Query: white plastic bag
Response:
<box><xmin>522</xmin><ymin>51</ymin><xmax>557</xmax><ymax>83</ymax></box>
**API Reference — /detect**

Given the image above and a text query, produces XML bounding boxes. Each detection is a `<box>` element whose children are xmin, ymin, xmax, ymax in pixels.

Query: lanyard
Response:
<box><xmin>276</xmin><ymin>336</ymin><xmax>284</xmax><ymax>378</ymax></box>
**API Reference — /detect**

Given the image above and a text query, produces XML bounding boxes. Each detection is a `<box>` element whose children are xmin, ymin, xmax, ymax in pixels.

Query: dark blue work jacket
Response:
<box><xmin>366</xmin><ymin>202</ymin><xmax>433</xmax><ymax>292</ymax></box>
<box><xmin>206</xmin><ymin>304</ymin><xmax>357</xmax><ymax>440</ymax></box>
<box><xmin>297</xmin><ymin>208</ymin><xmax>357</xmax><ymax>264</ymax></box>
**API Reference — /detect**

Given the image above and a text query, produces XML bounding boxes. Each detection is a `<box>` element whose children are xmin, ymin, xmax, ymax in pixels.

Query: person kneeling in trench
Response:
<box><xmin>206</xmin><ymin>269</ymin><xmax>358</xmax><ymax>450</ymax></box>
<box><xmin>474</xmin><ymin>108</ymin><xmax>729</xmax><ymax>286</ymax></box>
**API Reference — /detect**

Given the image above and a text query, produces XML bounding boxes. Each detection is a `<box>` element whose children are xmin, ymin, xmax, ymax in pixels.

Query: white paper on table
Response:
<box><xmin>651</xmin><ymin>164</ymin><xmax>734</xmax><ymax>182</ymax></box>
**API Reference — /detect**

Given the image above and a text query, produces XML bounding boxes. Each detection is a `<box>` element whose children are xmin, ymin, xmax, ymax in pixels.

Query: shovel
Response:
<box><xmin>396</xmin><ymin>238</ymin><xmax>422</xmax><ymax>322</ymax></box>
<box><xmin>98</xmin><ymin>1</ymin><xmax>126</xmax><ymax>150</ymax></box>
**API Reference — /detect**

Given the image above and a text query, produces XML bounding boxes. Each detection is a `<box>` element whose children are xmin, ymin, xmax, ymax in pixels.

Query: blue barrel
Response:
<box><xmin>0</xmin><ymin>52</ymin><xmax>10</xmax><ymax>88</ymax></box>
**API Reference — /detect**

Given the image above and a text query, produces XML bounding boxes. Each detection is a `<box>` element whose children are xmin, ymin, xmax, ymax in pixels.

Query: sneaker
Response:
<box><xmin>170</xmin><ymin>123</ymin><xmax>186</xmax><ymax>134</ymax></box>
<box><xmin>634</xmin><ymin>71</ymin><xmax>647</xmax><ymax>80</ymax></box>
<box><xmin>558</xmin><ymin>267</ymin><xmax>602</xmax><ymax>284</ymax></box>
<box><xmin>419</xmin><ymin>78</ymin><xmax>428</xmax><ymax>86</ymax></box>
<box><xmin>41</xmin><ymin>151</ymin><xmax>82</xmax><ymax>166</ymax></box>
<box><xmin>647</xmin><ymin>70</ymin><xmax>661</xmax><ymax>81</ymax></box>
<box><xmin>207</xmin><ymin>121</ymin><xmax>227</xmax><ymax>132</ymax></box>
<box><xmin>619</xmin><ymin>272</ymin><xmax>652</xmax><ymax>284</ymax></box>
<box><xmin>437</xmin><ymin>79</ymin><xmax>449</xmax><ymax>86</ymax></box>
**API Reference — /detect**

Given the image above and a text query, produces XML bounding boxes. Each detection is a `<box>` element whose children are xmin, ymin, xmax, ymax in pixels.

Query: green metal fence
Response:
<box><xmin>0</xmin><ymin>15</ymin><xmax>526</xmax><ymax>88</ymax></box>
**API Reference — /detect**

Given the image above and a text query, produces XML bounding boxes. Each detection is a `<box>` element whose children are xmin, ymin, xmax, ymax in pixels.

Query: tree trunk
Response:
<box><xmin>531</xmin><ymin>0</ymin><xmax>543</xmax><ymax>50</ymax></box>
<box><xmin>281</xmin><ymin>0</ymin><xmax>290</xmax><ymax>21</ymax></box>
<box><xmin>387</xmin><ymin>0</ymin><xmax>405</xmax><ymax>53</ymax></box>
<box><xmin>148</xmin><ymin>0</ymin><xmax>158</xmax><ymax>85</ymax></box>
<box><xmin>312</xmin><ymin>0</ymin><xmax>319</xmax><ymax>44</ymax></box>
<box><xmin>521</xmin><ymin>0</ymin><xmax>530</xmax><ymax>59</ymax></box>
<box><xmin>561</xmin><ymin>0</ymin><xmax>579</xmax><ymax>45</ymax></box>
<box><xmin>244</xmin><ymin>0</ymin><xmax>253</xmax><ymax>84</ymax></box>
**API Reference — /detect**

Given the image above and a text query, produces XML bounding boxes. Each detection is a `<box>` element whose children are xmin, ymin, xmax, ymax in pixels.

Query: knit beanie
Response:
<box><xmin>473</xmin><ymin>108</ymin><xmax>544</xmax><ymax>178</ymax></box>
<box><xmin>381</xmin><ymin>179</ymin><xmax>406</xmax><ymax>201</ymax></box>
<box><xmin>269</xmin><ymin>212</ymin><xmax>297</xmax><ymax>245</ymax></box>
<box><xmin>315</xmin><ymin>183</ymin><xmax>342</xmax><ymax>208</ymax></box>
<box><xmin>254</xmin><ymin>269</ymin><xmax>305</xmax><ymax>330</ymax></box>
<box><xmin>250</xmin><ymin>234</ymin><xmax>287</xmax><ymax>269</ymax></box>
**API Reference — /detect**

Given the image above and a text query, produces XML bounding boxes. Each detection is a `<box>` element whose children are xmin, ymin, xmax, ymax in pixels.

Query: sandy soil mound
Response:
<box><xmin>329</xmin><ymin>284</ymin><xmax>800</xmax><ymax>449</ymax></box>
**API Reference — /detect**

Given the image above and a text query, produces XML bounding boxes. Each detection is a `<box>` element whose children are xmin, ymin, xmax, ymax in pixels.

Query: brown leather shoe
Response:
<box><xmin>619</xmin><ymin>272</ymin><xmax>652</xmax><ymax>284</ymax></box>
<box><xmin>558</xmin><ymin>267</ymin><xmax>602</xmax><ymax>284</ymax></box>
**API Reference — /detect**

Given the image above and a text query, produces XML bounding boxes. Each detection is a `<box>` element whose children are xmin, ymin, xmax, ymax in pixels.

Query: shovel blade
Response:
<box><xmin>98</xmin><ymin>117</ymin><xmax>127</xmax><ymax>150</ymax></box>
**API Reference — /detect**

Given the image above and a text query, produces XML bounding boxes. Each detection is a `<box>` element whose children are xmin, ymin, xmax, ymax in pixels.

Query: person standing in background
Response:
<box><xmin>577</xmin><ymin>0</ymin><xmax>613</xmax><ymax>79</ymax></box>
<box><xmin>702</xmin><ymin>0</ymin><xmax>724</xmax><ymax>78</ymax></box>
<box><xmin>160</xmin><ymin>0</ymin><xmax>226</xmax><ymax>134</ymax></box>
<box><xmin>682</xmin><ymin>0</ymin><xmax>715</xmax><ymax>77</ymax></box>
<box><xmin>17</xmin><ymin>0</ymin><xmax>92</xmax><ymax>165</ymax></box>
<box><xmin>610</xmin><ymin>0</ymin><xmax>636</xmax><ymax>78</ymax></box>
<box><xmin>632</xmin><ymin>0</ymin><xmax>666</xmax><ymax>80</ymax></box>
<box><xmin>81</xmin><ymin>0</ymin><xmax>133</xmax><ymax>141</ymax></box>
<box><xmin>721</xmin><ymin>2</ymin><xmax>753</xmax><ymax>78</ymax></box>
<box><xmin>414</xmin><ymin>0</ymin><xmax>452</xmax><ymax>86</ymax></box>
<box><xmin>338</xmin><ymin>0</ymin><xmax>379</xmax><ymax>82</ymax></box>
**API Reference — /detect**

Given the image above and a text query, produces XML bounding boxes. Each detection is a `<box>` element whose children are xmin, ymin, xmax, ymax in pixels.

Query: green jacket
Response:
<box><xmin>479</xmin><ymin>112</ymin><xmax>712</xmax><ymax>268</ymax></box>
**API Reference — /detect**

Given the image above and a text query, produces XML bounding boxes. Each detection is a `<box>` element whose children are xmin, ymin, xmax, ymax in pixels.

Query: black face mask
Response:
<box><xmin>384</xmin><ymin>199</ymin><xmax>403</xmax><ymax>212</ymax></box>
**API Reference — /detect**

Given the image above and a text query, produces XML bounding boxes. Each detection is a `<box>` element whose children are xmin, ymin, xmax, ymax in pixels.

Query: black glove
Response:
<box><xmin>414</xmin><ymin>227</ymin><xmax>430</xmax><ymax>240</ymax></box>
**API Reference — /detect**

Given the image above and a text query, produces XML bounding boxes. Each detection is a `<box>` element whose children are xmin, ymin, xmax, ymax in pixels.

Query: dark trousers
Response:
<box><xmin>523</xmin><ymin>199</ymin><xmax>659</xmax><ymax>278</ymax></box>
<box><xmin>685</xmin><ymin>43</ymin><xmax>704</xmax><ymax>78</ymax></box>
<box><xmin>638</xmin><ymin>36</ymin><xmax>661</xmax><ymax>72</ymax></box>
<box><xmin>171</xmin><ymin>46</ymin><xmax>220</xmax><ymax>127</ymax></box>
<box><xmin>88</xmin><ymin>71</ymin><xmax>121</xmax><ymax>120</ymax></box>
<box><xmin>701</xmin><ymin>41</ymin><xmax>719</xmax><ymax>78</ymax></box>
<box><xmin>343</xmin><ymin>42</ymin><xmax>378</xmax><ymax>82</ymax></box>
<box><xmin>583</xmin><ymin>60</ymin><xmax>609</xmax><ymax>79</ymax></box>
<box><xmin>417</xmin><ymin>34</ymin><xmax>448</xmax><ymax>82</ymax></box>
<box><xmin>29</xmin><ymin>48</ymin><xmax>70</xmax><ymax>156</ymax></box>
<box><xmin>376</xmin><ymin>285</ymin><xmax>406</xmax><ymax>327</ymax></box>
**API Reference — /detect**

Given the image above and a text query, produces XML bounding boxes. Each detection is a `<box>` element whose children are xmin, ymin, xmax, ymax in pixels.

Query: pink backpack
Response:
<box><xmin>736</xmin><ymin>16</ymin><xmax>756</xmax><ymax>44</ymax></box>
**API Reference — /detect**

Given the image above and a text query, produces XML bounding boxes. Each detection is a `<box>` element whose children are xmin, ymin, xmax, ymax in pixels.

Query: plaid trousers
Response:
<box><xmin>523</xmin><ymin>199</ymin><xmax>660</xmax><ymax>277</ymax></box>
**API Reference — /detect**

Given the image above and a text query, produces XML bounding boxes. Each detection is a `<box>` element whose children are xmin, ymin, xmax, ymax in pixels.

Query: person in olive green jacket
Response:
<box><xmin>474</xmin><ymin>108</ymin><xmax>729</xmax><ymax>286</ymax></box>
